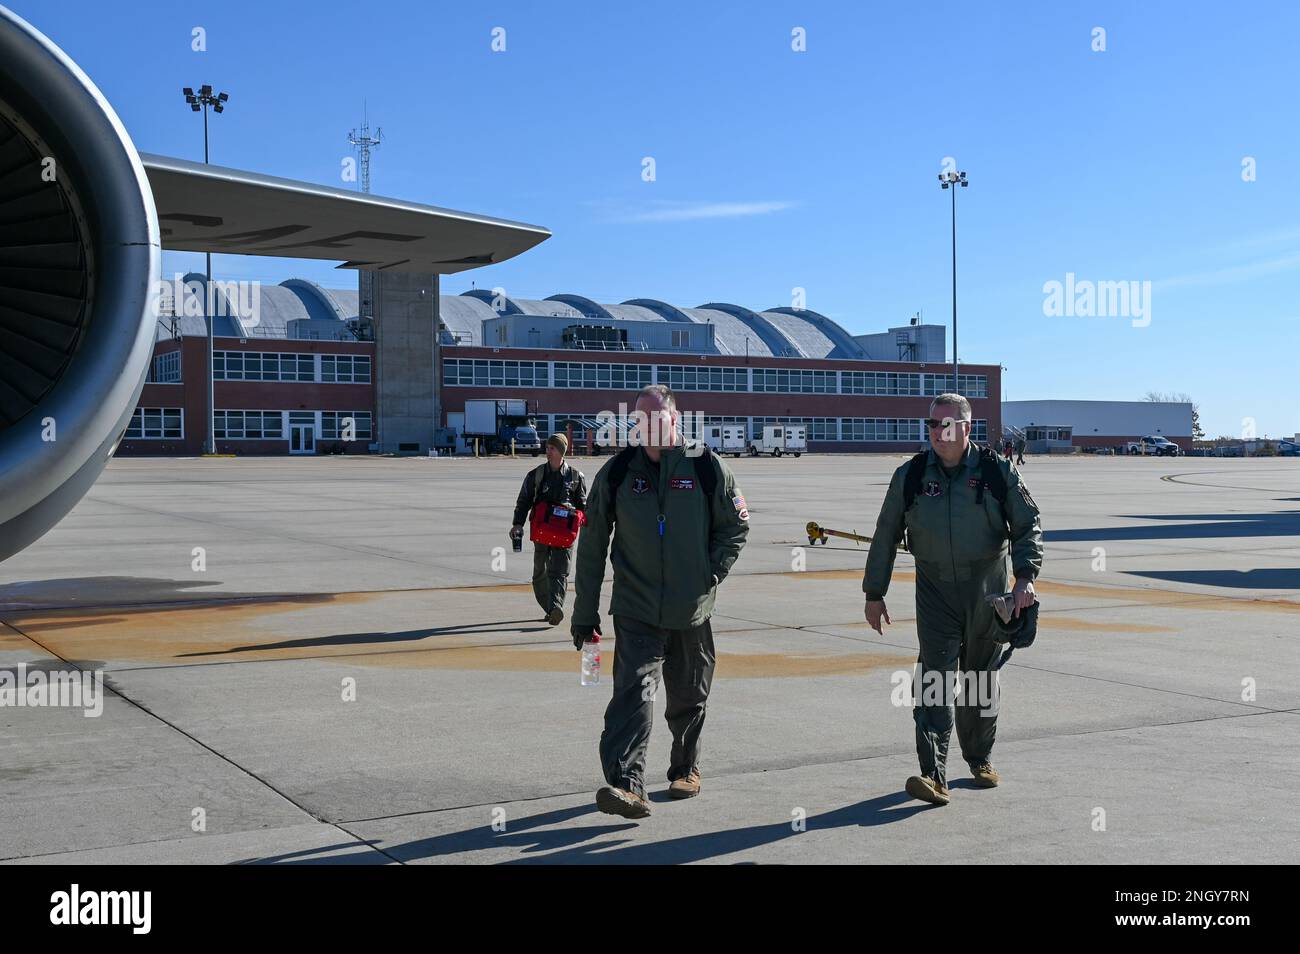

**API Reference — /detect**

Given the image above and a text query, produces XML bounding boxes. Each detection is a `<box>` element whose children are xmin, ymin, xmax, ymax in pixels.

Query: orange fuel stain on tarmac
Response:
<box><xmin>355</xmin><ymin>644</ymin><xmax>916</xmax><ymax>678</ymax></box>
<box><xmin>0</xmin><ymin>590</ymin><xmax>914</xmax><ymax>678</ymax></box>
<box><xmin>784</xmin><ymin>569</ymin><xmax>1300</xmax><ymax>616</ymax></box>
<box><xmin>1035</xmin><ymin>618</ymin><xmax>1174</xmax><ymax>634</ymax></box>
<box><xmin>446</xmin><ymin>583</ymin><xmax>534</xmax><ymax>594</ymax></box>
<box><xmin>0</xmin><ymin>622</ymin><xmax>33</xmax><ymax>650</ymax></box>
<box><xmin>1031</xmin><ymin>579</ymin><xmax>1300</xmax><ymax>615</ymax></box>
<box><xmin>3</xmin><ymin>568</ymin><xmax>1292</xmax><ymax>674</ymax></box>
<box><xmin>2</xmin><ymin>592</ymin><xmax>373</xmax><ymax>664</ymax></box>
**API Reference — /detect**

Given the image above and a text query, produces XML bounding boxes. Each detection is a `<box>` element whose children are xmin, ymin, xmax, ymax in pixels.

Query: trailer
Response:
<box><xmin>748</xmin><ymin>424</ymin><xmax>806</xmax><ymax>457</ymax></box>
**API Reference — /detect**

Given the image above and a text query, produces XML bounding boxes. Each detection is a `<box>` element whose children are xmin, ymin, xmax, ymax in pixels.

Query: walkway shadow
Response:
<box><xmin>177</xmin><ymin>620</ymin><xmax>552</xmax><ymax>657</ymax></box>
<box><xmin>235</xmin><ymin>841</ymin><xmax>392</xmax><ymax>865</ymax></box>
<box><xmin>0</xmin><ymin>576</ymin><xmax>234</xmax><ymax>613</ymax></box>
<box><xmin>1127</xmin><ymin>568</ymin><xmax>1300</xmax><ymax>590</ymax></box>
<box><xmin>495</xmin><ymin>790</ymin><xmax>933</xmax><ymax>865</ymax></box>
<box><xmin>379</xmin><ymin>804</ymin><xmax>635</xmax><ymax>862</ymax></box>
<box><xmin>1044</xmin><ymin>511</ymin><xmax>1300</xmax><ymax>544</ymax></box>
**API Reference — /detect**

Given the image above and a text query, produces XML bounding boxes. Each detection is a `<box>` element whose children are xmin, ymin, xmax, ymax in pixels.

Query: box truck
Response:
<box><xmin>462</xmin><ymin>399</ymin><xmax>542</xmax><ymax>455</ymax></box>
<box><xmin>700</xmin><ymin>424</ymin><xmax>747</xmax><ymax>457</ymax></box>
<box><xmin>748</xmin><ymin>424</ymin><xmax>806</xmax><ymax>457</ymax></box>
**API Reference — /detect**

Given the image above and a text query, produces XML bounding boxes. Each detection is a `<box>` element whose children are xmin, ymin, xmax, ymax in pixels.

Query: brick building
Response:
<box><xmin>120</xmin><ymin>277</ymin><xmax>1000</xmax><ymax>456</ymax></box>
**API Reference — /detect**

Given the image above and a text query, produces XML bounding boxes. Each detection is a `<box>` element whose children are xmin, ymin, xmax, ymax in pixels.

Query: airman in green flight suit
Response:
<box><xmin>864</xmin><ymin>393</ymin><xmax>1043</xmax><ymax>806</ymax></box>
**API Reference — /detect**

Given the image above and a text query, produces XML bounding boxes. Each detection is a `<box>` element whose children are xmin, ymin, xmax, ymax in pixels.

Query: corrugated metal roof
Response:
<box><xmin>150</xmin><ymin>280</ymin><xmax>865</xmax><ymax>359</ymax></box>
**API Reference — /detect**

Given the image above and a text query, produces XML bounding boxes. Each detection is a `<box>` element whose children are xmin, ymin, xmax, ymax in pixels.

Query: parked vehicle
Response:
<box><xmin>701</xmin><ymin>424</ymin><xmax>747</xmax><ymax>457</ymax></box>
<box><xmin>463</xmin><ymin>399</ymin><xmax>542</xmax><ymax>455</ymax></box>
<box><xmin>748</xmin><ymin>424</ymin><xmax>806</xmax><ymax>458</ymax></box>
<box><xmin>1126</xmin><ymin>435</ymin><xmax>1181</xmax><ymax>457</ymax></box>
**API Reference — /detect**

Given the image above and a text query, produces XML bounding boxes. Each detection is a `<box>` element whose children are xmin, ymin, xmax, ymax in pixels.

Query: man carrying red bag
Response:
<box><xmin>510</xmin><ymin>433</ymin><xmax>589</xmax><ymax>626</ymax></box>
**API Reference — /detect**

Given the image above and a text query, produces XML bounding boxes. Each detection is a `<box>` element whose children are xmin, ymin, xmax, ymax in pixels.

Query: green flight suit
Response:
<box><xmin>574</xmin><ymin>441</ymin><xmax>750</xmax><ymax>797</ymax></box>
<box><xmin>863</xmin><ymin>442</ymin><xmax>1043</xmax><ymax>787</ymax></box>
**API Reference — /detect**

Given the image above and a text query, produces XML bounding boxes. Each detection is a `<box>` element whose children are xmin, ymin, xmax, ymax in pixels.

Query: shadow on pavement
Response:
<box><xmin>177</xmin><ymin>620</ymin><xmax>551</xmax><ymax>656</ymax></box>
<box><xmin>0</xmin><ymin>576</ymin><xmax>239</xmax><ymax>613</ymax></box>
<box><xmin>1044</xmin><ymin>511</ymin><xmax>1300</xmax><ymax>543</ymax></box>
<box><xmin>381</xmin><ymin>804</ymin><xmax>635</xmax><ymax>862</ymax></box>
<box><xmin>497</xmin><ymin>790</ymin><xmax>934</xmax><ymax>864</ymax></box>
<box><xmin>1126</xmin><ymin>568</ymin><xmax>1300</xmax><ymax>590</ymax></box>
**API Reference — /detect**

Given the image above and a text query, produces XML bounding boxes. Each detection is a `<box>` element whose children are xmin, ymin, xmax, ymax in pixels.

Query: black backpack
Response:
<box><xmin>606</xmin><ymin>444</ymin><xmax>718</xmax><ymax>524</ymax></box>
<box><xmin>902</xmin><ymin>442</ymin><xmax>1009</xmax><ymax>536</ymax></box>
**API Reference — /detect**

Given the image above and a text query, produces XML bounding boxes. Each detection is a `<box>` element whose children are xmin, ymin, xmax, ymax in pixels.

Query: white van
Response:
<box><xmin>748</xmin><ymin>425</ymin><xmax>806</xmax><ymax>457</ymax></box>
<box><xmin>701</xmin><ymin>424</ymin><xmax>748</xmax><ymax>457</ymax></box>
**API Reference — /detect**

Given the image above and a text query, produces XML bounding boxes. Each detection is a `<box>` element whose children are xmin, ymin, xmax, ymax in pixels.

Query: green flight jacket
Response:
<box><xmin>574</xmin><ymin>440</ymin><xmax>750</xmax><ymax>629</ymax></box>
<box><xmin>863</xmin><ymin>443</ymin><xmax>1043</xmax><ymax>600</ymax></box>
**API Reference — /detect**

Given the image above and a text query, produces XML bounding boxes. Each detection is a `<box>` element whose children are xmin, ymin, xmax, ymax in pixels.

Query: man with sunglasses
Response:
<box><xmin>863</xmin><ymin>393</ymin><xmax>1043</xmax><ymax>806</ymax></box>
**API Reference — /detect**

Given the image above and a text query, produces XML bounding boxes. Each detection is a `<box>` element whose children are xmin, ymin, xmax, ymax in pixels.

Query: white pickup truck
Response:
<box><xmin>1125</xmin><ymin>435</ymin><xmax>1181</xmax><ymax>457</ymax></box>
<box><xmin>748</xmin><ymin>425</ymin><xmax>806</xmax><ymax>457</ymax></box>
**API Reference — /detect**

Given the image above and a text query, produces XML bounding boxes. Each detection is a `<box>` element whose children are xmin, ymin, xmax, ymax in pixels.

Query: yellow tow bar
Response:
<box><xmin>805</xmin><ymin>520</ymin><xmax>908</xmax><ymax>551</ymax></box>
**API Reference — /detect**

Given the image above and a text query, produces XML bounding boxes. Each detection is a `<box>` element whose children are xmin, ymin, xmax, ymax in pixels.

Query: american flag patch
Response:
<box><xmin>733</xmin><ymin>495</ymin><xmax>749</xmax><ymax>520</ymax></box>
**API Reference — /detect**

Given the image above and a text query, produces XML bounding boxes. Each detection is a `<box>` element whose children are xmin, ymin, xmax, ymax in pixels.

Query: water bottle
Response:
<box><xmin>581</xmin><ymin>635</ymin><xmax>601</xmax><ymax>686</ymax></box>
<box><xmin>511</xmin><ymin>526</ymin><xmax>522</xmax><ymax>553</ymax></box>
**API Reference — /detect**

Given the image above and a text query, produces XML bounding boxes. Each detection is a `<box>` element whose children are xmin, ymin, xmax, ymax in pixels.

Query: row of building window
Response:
<box><xmin>148</xmin><ymin>352</ymin><xmax>182</xmax><ymax>383</ymax></box>
<box><xmin>660</xmin><ymin>365</ymin><xmax>749</xmax><ymax>392</ymax></box>
<box><xmin>212</xmin><ymin>351</ymin><xmax>372</xmax><ymax>384</ymax></box>
<box><xmin>752</xmin><ymin>369</ymin><xmax>838</xmax><ymax>394</ymax></box>
<box><xmin>841</xmin><ymin>371</ymin><xmax>987</xmax><ymax>398</ymax></box>
<box><xmin>126</xmin><ymin>408</ymin><xmax>372</xmax><ymax>440</ymax></box>
<box><xmin>126</xmin><ymin>407</ymin><xmax>184</xmax><ymax>439</ymax></box>
<box><xmin>215</xmin><ymin>410</ymin><xmax>373</xmax><ymax>440</ymax></box>
<box><xmin>442</xmin><ymin>358</ymin><xmax>549</xmax><ymax>388</ymax></box>
<box><xmin>444</xmin><ymin>358</ymin><xmax>987</xmax><ymax>398</ymax></box>
<box><xmin>535</xmin><ymin>413</ymin><xmax>987</xmax><ymax>444</ymax></box>
<box><xmin>553</xmin><ymin>362</ymin><xmax>652</xmax><ymax>390</ymax></box>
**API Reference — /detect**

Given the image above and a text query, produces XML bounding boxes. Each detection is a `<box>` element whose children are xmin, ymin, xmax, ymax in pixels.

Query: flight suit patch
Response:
<box><xmin>733</xmin><ymin>494</ymin><xmax>749</xmax><ymax>521</ymax></box>
<box><xmin>670</xmin><ymin>477</ymin><xmax>695</xmax><ymax>490</ymax></box>
<box><xmin>631</xmin><ymin>476</ymin><xmax>649</xmax><ymax>495</ymax></box>
<box><xmin>1018</xmin><ymin>482</ymin><xmax>1036</xmax><ymax>507</ymax></box>
<box><xmin>922</xmin><ymin>480</ymin><xmax>943</xmax><ymax>497</ymax></box>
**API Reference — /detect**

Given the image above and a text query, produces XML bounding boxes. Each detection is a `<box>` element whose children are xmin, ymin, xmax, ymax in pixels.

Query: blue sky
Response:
<box><xmin>20</xmin><ymin>0</ymin><xmax>1300</xmax><ymax>438</ymax></box>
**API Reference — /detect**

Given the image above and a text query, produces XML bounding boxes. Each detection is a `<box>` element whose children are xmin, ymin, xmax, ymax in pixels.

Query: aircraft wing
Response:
<box><xmin>141</xmin><ymin>153</ymin><xmax>550</xmax><ymax>274</ymax></box>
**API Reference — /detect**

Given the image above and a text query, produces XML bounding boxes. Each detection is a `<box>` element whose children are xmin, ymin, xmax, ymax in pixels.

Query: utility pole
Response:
<box><xmin>938</xmin><ymin>169</ymin><xmax>968</xmax><ymax>394</ymax></box>
<box><xmin>183</xmin><ymin>85</ymin><xmax>228</xmax><ymax>455</ymax></box>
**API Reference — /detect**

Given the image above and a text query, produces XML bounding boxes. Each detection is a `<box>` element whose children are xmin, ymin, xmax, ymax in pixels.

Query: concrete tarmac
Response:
<box><xmin>1</xmin><ymin>453</ymin><xmax>1297</xmax><ymax>864</ymax></box>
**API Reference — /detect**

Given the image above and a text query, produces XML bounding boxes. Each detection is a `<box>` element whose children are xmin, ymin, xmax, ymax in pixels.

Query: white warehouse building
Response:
<box><xmin>1002</xmin><ymin>400</ymin><xmax>1193</xmax><ymax>452</ymax></box>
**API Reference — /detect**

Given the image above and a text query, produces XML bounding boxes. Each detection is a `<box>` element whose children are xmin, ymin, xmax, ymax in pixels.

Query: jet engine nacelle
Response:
<box><xmin>0</xmin><ymin>5</ymin><xmax>160</xmax><ymax>562</ymax></box>
<box><xmin>0</xmin><ymin>5</ymin><xmax>549</xmax><ymax>565</ymax></box>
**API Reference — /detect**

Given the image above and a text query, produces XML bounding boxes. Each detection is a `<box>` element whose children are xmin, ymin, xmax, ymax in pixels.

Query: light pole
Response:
<box><xmin>183</xmin><ymin>85</ymin><xmax>228</xmax><ymax>454</ymax></box>
<box><xmin>938</xmin><ymin>169</ymin><xmax>967</xmax><ymax>394</ymax></box>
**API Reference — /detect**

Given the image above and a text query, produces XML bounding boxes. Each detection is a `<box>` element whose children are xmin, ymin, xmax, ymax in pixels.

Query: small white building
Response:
<box><xmin>1003</xmin><ymin>400</ymin><xmax>1193</xmax><ymax>452</ymax></box>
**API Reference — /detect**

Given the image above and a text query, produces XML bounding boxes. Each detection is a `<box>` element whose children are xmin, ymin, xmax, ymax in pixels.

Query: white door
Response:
<box><xmin>290</xmin><ymin>424</ymin><xmax>316</xmax><ymax>454</ymax></box>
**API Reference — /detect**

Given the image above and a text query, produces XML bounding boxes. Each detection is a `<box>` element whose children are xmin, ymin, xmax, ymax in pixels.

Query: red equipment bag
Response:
<box><xmin>529</xmin><ymin>501</ymin><xmax>586</xmax><ymax>548</ymax></box>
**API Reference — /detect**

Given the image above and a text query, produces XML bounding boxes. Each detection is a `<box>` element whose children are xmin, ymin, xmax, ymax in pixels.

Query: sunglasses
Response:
<box><xmin>925</xmin><ymin>418</ymin><xmax>971</xmax><ymax>430</ymax></box>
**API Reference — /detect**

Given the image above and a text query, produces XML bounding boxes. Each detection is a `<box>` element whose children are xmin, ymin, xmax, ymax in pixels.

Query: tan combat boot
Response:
<box><xmin>596</xmin><ymin>786</ymin><xmax>651</xmax><ymax>819</ymax></box>
<box><xmin>905</xmin><ymin>774</ymin><xmax>951</xmax><ymax>806</ymax></box>
<box><xmin>668</xmin><ymin>768</ymin><xmax>701</xmax><ymax>799</ymax></box>
<box><xmin>971</xmin><ymin>761</ymin><xmax>1000</xmax><ymax>788</ymax></box>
